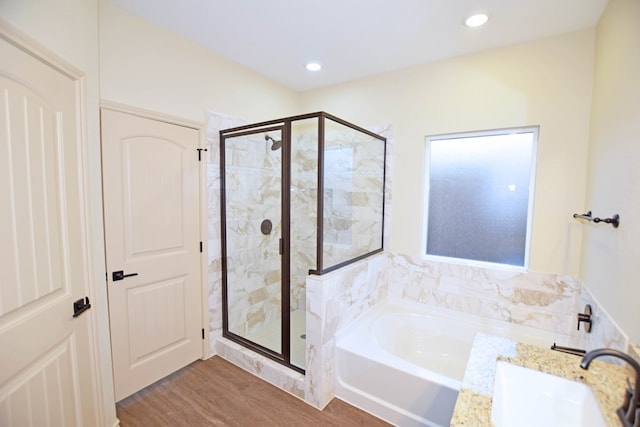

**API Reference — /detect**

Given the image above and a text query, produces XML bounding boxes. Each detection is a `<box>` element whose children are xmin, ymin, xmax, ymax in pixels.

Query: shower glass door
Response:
<box><xmin>221</xmin><ymin>127</ymin><xmax>284</xmax><ymax>358</ymax></box>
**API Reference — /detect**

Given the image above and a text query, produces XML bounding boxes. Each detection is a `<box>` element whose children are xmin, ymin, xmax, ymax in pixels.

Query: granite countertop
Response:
<box><xmin>451</xmin><ymin>333</ymin><xmax>633</xmax><ymax>426</ymax></box>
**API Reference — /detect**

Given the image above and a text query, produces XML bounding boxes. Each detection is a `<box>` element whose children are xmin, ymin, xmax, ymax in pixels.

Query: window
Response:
<box><xmin>423</xmin><ymin>127</ymin><xmax>538</xmax><ymax>269</ymax></box>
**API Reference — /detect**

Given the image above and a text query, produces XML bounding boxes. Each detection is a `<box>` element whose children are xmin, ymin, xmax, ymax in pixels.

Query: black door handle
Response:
<box><xmin>112</xmin><ymin>270</ymin><xmax>139</xmax><ymax>281</ymax></box>
<box><xmin>73</xmin><ymin>297</ymin><xmax>91</xmax><ymax>317</ymax></box>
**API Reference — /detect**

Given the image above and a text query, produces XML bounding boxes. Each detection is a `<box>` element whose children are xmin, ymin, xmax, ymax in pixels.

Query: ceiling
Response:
<box><xmin>107</xmin><ymin>0</ymin><xmax>608</xmax><ymax>92</ymax></box>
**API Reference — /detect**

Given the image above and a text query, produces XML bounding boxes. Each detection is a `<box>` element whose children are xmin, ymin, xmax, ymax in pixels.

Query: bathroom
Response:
<box><xmin>2</xmin><ymin>0</ymin><xmax>638</xmax><ymax>425</ymax></box>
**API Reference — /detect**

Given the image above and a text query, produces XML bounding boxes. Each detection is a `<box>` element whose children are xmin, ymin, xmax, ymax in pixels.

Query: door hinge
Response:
<box><xmin>202</xmin><ymin>328</ymin><xmax>205</xmax><ymax>340</ymax></box>
<box><xmin>197</xmin><ymin>148</ymin><xmax>208</xmax><ymax>161</ymax></box>
<box><xmin>199</xmin><ymin>241</ymin><xmax>203</xmax><ymax>253</ymax></box>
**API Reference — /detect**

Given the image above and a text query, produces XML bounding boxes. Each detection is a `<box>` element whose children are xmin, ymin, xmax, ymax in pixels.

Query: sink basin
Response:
<box><xmin>491</xmin><ymin>361</ymin><xmax>607</xmax><ymax>427</ymax></box>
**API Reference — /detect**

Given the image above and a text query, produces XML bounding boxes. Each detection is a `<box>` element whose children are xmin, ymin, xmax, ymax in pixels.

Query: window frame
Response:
<box><xmin>421</xmin><ymin>126</ymin><xmax>539</xmax><ymax>271</ymax></box>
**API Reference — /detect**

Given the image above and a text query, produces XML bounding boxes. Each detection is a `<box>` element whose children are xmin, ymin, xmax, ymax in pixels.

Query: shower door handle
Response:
<box><xmin>279</xmin><ymin>238</ymin><xmax>283</xmax><ymax>255</ymax></box>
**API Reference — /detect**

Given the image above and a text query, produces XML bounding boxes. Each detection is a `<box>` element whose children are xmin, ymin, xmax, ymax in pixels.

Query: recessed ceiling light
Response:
<box><xmin>305</xmin><ymin>62</ymin><xmax>322</xmax><ymax>72</ymax></box>
<box><xmin>464</xmin><ymin>13</ymin><xmax>489</xmax><ymax>28</ymax></box>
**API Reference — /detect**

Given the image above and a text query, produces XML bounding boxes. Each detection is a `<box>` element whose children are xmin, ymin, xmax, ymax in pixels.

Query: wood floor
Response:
<box><xmin>116</xmin><ymin>356</ymin><xmax>392</xmax><ymax>426</ymax></box>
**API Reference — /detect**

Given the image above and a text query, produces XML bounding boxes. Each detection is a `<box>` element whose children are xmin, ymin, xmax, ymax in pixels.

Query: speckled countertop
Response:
<box><xmin>450</xmin><ymin>333</ymin><xmax>633</xmax><ymax>426</ymax></box>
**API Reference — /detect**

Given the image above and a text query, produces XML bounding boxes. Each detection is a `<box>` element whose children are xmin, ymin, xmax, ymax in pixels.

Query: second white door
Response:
<box><xmin>101</xmin><ymin>108</ymin><xmax>203</xmax><ymax>401</ymax></box>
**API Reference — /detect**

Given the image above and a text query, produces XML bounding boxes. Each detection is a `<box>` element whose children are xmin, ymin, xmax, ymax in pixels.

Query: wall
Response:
<box><xmin>0</xmin><ymin>0</ymin><xmax>117</xmax><ymax>425</ymax></box>
<box><xmin>99</xmin><ymin>1</ymin><xmax>299</xmax><ymax>124</ymax></box>
<box><xmin>581</xmin><ymin>0</ymin><xmax>640</xmax><ymax>343</ymax></box>
<box><xmin>300</xmin><ymin>30</ymin><xmax>595</xmax><ymax>276</ymax></box>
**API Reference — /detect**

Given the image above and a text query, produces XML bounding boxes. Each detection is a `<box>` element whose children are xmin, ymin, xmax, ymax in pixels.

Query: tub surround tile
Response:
<box><xmin>569</xmin><ymin>284</ymin><xmax>628</xmax><ymax>352</ymax></box>
<box><xmin>386</xmin><ymin>253</ymin><xmax>625</xmax><ymax>351</ymax></box>
<box><xmin>305</xmin><ymin>254</ymin><xmax>387</xmax><ymax>408</ymax></box>
<box><xmin>451</xmin><ymin>333</ymin><xmax>630</xmax><ymax>427</ymax></box>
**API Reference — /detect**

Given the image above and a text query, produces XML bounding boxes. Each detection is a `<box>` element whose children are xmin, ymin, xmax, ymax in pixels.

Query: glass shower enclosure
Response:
<box><xmin>220</xmin><ymin>112</ymin><xmax>386</xmax><ymax>372</ymax></box>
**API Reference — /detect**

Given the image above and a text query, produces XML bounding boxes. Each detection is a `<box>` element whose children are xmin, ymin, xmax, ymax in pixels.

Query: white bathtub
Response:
<box><xmin>335</xmin><ymin>298</ymin><xmax>560</xmax><ymax>427</ymax></box>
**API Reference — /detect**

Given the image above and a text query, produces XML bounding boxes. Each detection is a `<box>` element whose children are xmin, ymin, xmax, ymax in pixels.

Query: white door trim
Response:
<box><xmin>100</xmin><ymin>100</ymin><xmax>211</xmax><ymax>359</ymax></box>
<box><xmin>0</xmin><ymin>18</ymin><xmax>114</xmax><ymax>425</ymax></box>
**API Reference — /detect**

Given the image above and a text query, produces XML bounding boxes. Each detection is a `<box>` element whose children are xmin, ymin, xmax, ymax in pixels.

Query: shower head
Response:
<box><xmin>265</xmin><ymin>134</ymin><xmax>282</xmax><ymax>151</ymax></box>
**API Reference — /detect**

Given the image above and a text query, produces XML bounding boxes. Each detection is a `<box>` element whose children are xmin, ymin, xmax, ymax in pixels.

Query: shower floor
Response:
<box><xmin>244</xmin><ymin>309</ymin><xmax>306</xmax><ymax>369</ymax></box>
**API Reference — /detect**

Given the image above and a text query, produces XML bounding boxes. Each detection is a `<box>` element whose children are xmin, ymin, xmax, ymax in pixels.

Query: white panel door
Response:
<box><xmin>0</xmin><ymin>34</ymin><xmax>100</xmax><ymax>425</ymax></box>
<box><xmin>101</xmin><ymin>108</ymin><xmax>202</xmax><ymax>401</ymax></box>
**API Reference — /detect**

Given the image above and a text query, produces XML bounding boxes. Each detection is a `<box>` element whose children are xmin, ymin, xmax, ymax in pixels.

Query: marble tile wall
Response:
<box><xmin>206</xmin><ymin>111</ymin><xmax>245</xmax><ymax>351</ymax></box>
<box><xmin>384</xmin><ymin>253</ymin><xmax>628</xmax><ymax>352</ymax></box>
<box><xmin>322</xmin><ymin>125</ymin><xmax>386</xmax><ymax>269</ymax></box>
<box><xmin>223</xmin><ymin>133</ymin><xmax>282</xmax><ymax>337</ymax></box>
<box><xmin>290</xmin><ymin>123</ymin><xmax>318</xmax><ymax>312</ymax></box>
<box><xmin>305</xmin><ymin>253</ymin><xmax>388</xmax><ymax>408</ymax></box>
<box><xmin>574</xmin><ymin>285</ymin><xmax>628</xmax><ymax>352</ymax></box>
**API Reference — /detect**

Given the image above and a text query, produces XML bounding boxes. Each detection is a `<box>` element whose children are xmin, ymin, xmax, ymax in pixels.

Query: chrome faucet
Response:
<box><xmin>580</xmin><ymin>348</ymin><xmax>640</xmax><ymax>427</ymax></box>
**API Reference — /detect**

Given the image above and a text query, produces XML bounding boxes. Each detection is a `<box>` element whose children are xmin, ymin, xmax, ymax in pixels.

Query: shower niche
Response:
<box><xmin>220</xmin><ymin>112</ymin><xmax>386</xmax><ymax>372</ymax></box>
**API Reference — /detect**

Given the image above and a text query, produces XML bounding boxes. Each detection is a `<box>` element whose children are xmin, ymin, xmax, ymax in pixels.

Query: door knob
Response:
<box><xmin>73</xmin><ymin>297</ymin><xmax>91</xmax><ymax>317</ymax></box>
<box><xmin>112</xmin><ymin>270</ymin><xmax>139</xmax><ymax>281</ymax></box>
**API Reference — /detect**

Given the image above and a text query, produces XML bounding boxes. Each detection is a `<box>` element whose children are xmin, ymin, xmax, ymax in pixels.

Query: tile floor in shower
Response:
<box><xmin>244</xmin><ymin>309</ymin><xmax>306</xmax><ymax>369</ymax></box>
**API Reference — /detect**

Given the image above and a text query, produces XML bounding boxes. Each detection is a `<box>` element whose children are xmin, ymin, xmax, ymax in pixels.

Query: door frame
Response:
<box><xmin>0</xmin><ymin>18</ymin><xmax>113</xmax><ymax>424</ymax></box>
<box><xmin>100</xmin><ymin>100</ymin><xmax>211</xmax><ymax>359</ymax></box>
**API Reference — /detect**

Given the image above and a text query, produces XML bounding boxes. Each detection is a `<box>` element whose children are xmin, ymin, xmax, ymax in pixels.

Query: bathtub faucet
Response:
<box><xmin>580</xmin><ymin>348</ymin><xmax>640</xmax><ymax>427</ymax></box>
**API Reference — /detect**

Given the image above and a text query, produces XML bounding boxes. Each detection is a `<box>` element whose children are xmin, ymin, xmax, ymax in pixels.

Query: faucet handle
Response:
<box><xmin>577</xmin><ymin>304</ymin><xmax>593</xmax><ymax>333</ymax></box>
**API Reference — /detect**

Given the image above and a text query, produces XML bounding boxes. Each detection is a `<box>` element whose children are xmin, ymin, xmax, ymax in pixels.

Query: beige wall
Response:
<box><xmin>0</xmin><ymin>0</ymin><xmax>117</xmax><ymax>425</ymax></box>
<box><xmin>99</xmin><ymin>1</ymin><xmax>299</xmax><ymax>123</ymax></box>
<box><xmin>582</xmin><ymin>0</ymin><xmax>640</xmax><ymax>343</ymax></box>
<box><xmin>300</xmin><ymin>30</ymin><xmax>596</xmax><ymax>276</ymax></box>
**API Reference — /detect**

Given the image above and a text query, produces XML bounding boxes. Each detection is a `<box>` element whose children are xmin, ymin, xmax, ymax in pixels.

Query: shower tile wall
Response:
<box><xmin>322</xmin><ymin>126</ymin><xmax>385</xmax><ymax>269</ymax></box>
<box><xmin>290</xmin><ymin>127</ymin><xmax>318</xmax><ymax>312</ymax></box>
<box><xmin>224</xmin><ymin>134</ymin><xmax>282</xmax><ymax>337</ymax></box>
<box><xmin>206</xmin><ymin>111</ymin><xmax>245</xmax><ymax>350</ymax></box>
